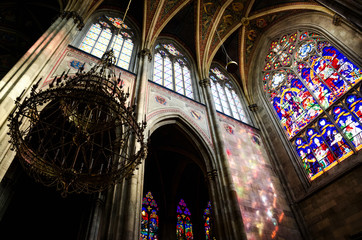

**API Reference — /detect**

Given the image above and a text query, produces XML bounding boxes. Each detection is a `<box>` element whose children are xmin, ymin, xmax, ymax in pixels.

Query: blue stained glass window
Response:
<box><xmin>140</xmin><ymin>192</ymin><xmax>159</xmax><ymax>240</ymax></box>
<box><xmin>176</xmin><ymin>199</ymin><xmax>193</xmax><ymax>240</ymax></box>
<box><xmin>333</xmin><ymin>106</ymin><xmax>362</xmax><ymax>150</ymax></box>
<box><xmin>210</xmin><ymin>66</ymin><xmax>250</xmax><ymax>124</ymax></box>
<box><xmin>263</xmin><ymin>30</ymin><xmax>362</xmax><ymax>180</ymax></box>
<box><xmin>306</xmin><ymin>128</ymin><xmax>335</xmax><ymax>169</ymax></box>
<box><xmin>295</xmin><ymin>137</ymin><xmax>323</xmax><ymax>179</ymax></box>
<box><xmin>346</xmin><ymin>94</ymin><xmax>362</xmax><ymax>122</ymax></box>
<box><xmin>78</xmin><ymin>15</ymin><xmax>134</xmax><ymax>70</ymax></box>
<box><xmin>152</xmin><ymin>42</ymin><xmax>194</xmax><ymax>99</ymax></box>
<box><xmin>318</xmin><ymin>118</ymin><xmax>352</xmax><ymax>161</ymax></box>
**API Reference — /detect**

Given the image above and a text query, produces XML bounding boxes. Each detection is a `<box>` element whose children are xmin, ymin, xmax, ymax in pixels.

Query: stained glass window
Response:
<box><xmin>210</xmin><ymin>66</ymin><xmax>249</xmax><ymax>123</ymax></box>
<box><xmin>152</xmin><ymin>43</ymin><xmax>194</xmax><ymax>99</ymax></box>
<box><xmin>204</xmin><ymin>201</ymin><xmax>212</xmax><ymax>240</ymax></box>
<box><xmin>140</xmin><ymin>192</ymin><xmax>159</xmax><ymax>240</ymax></box>
<box><xmin>263</xmin><ymin>30</ymin><xmax>362</xmax><ymax>180</ymax></box>
<box><xmin>176</xmin><ymin>199</ymin><xmax>193</xmax><ymax>240</ymax></box>
<box><xmin>79</xmin><ymin>15</ymin><xmax>135</xmax><ymax>70</ymax></box>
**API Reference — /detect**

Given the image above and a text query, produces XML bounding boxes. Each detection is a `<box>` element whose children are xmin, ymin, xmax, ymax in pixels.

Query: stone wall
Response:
<box><xmin>219</xmin><ymin>114</ymin><xmax>302</xmax><ymax>240</ymax></box>
<box><xmin>298</xmin><ymin>164</ymin><xmax>362</xmax><ymax>239</ymax></box>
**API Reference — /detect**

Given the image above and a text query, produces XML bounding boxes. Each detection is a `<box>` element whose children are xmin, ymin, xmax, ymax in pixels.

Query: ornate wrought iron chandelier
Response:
<box><xmin>8</xmin><ymin>50</ymin><xmax>147</xmax><ymax>196</ymax></box>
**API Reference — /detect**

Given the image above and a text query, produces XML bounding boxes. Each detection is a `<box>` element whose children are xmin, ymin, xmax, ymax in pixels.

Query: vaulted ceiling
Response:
<box><xmin>121</xmin><ymin>0</ymin><xmax>334</xmax><ymax>97</ymax></box>
<box><xmin>1</xmin><ymin>0</ymin><xmax>339</xmax><ymax>98</ymax></box>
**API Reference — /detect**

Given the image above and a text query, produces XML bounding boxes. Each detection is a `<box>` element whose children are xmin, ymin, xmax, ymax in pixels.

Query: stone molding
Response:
<box><xmin>138</xmin><ymin>49</ymin><xmax>152</xmax><ymax>62</ymax></box>
<box><xmin>199</xmin><ymin>78</ymin><xmax>211</xmax><ymax>88</ymax></box>
<box><xmin>60</xmin><ymin>11</ymin><xmax>84</xmax><ymax>30</ymax></box>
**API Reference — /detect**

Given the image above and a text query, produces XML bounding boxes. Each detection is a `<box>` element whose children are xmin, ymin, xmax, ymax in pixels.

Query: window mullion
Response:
<box><xmin>90</xmin><ymin>27</ymin><xmax>104</xmax><ymax>54</ymax></box>
<box><xmin>117</xmin><ymin>36</ymin><xmax>126</xmax><ymax>66</ymax></box>
<box><xmin>171</xmin><ymin>57</ymin><xmax>176</xmax><ymax>91</ymax></box>
<box><xmin>231</xmin><ymin>91</ymin><xmax>242</xmax><ymax>120</ymax></box>
<box><xmin>162</xmin><ymin>55</ymin><xmax>165</xmax><ymax>87</ymax></box>
<box><xmin>214</xmin><ymin>81</ymin><xmax>224</xmax><ymax>113</ymax></box>
<box><xmin>106</xmin><ymin>29</ymin><xmax>117</xmax><ymax>52</ymax></box>
<box><xmin>223</xmin><ymin>86</ymin><xmax>233</xmax><ymax>117</ymax></box>
<box><xmin>181</xmin><ymin>65</ymin><xmax>186</xmax><ymax>96</ymax></box>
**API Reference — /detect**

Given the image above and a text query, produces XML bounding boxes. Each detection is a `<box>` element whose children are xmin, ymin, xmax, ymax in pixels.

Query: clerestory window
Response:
<box><xmin>209</xmin><ymin>66</ymin><xmax>250</xmax><ymax>124</ymax></box>
<box><xmin>78</xmin><ymin>15</ymin><xmax>135</xmax><ymax>70</ymax></box>
<box><xmin>152</xmin><ymin>42</ymin><xmax>194</xmax><ymax>99</ymax></box>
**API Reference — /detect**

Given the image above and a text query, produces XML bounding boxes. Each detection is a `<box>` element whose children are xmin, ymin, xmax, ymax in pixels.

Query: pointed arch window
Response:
<box><xmin>141</xmin><ymin>192</ymin><xmax>159</xmax><ymax>240</ymax></box>
<box><xmin>263</xmin><ymin>30</ymin><xmax>362</xmax><ymax>180</ymax></box>
<box><xmin>152</xmin><ymin>43</ymin><xmax>194</xmax><ymax>99</ymax></box>
<box><xmin>79</xmin><ymin>15</ymin><xmax>135</xmax><ymax>70</ymax></box>
<box><xmin>209</xmin><ymin>66</ymin><xmax>249</xmax><ymax>123</ymax></box>
<box><xmin>176</xmin><ymin>199</ymin><xmax>193</xmax><ymax>240</ymax></box>
<box><xmin>203</xmin><ymin>201</ymin><xmax>212</xmax><ymax>240</ymax></box>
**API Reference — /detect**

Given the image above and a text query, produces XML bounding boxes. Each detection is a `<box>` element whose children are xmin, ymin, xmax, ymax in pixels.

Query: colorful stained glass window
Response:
<box><xmin>79</xmin><ymin>15</ymin><xmax>134</xmax><ymax>70</ymax></box>
<box><xmin>140</xmin><ymin>192</ymin><xmax>159</xmax><ymax>240</ymax></box>
<box><xmin>176</xmin><ymin>199</ymin><xmax>193</xmax><ymax>240</ymax></box>
<box><xmin>263</xmin><ymin>30</ymin><xmax>362</xmax><ymax>180</ymax></box>
<box><xmin>152</xmin><ymin>42</ymin><xmax>194</xmax><ymax>99</ymax></box>
<box><xmin>210</xmin><ymin>66</ymin><xmax>250</xmax><ymax>123</ymax></box>
<box><xmin>333</xmin><ymin>106</ymin><xmax>362</xmax><ymax>150</ymax></box>
<box><xmin>204</xmin><ymin>201</ymin><xmax>212</xmax><ymax>240</ymax></box>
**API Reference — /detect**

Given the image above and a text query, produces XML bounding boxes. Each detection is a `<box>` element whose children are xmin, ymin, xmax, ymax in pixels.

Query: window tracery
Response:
<box><xmin>79</xmin><ymin>15</ymin><xmax>134</xmax><ymax>70</ymax></box>
<box><xmin>152</xmin><ymin>43</ymin><xmax>194</xmax><ymax>99</ymax></box>
<box><xmin>210</xmin><ymin>66</ymin><xmax>249</xmax><ymax>123</ymax></box>
<box><xmin>263</xmin><ymin>30</ymin><xmax>362</xmax><ymax>180</ymax></box>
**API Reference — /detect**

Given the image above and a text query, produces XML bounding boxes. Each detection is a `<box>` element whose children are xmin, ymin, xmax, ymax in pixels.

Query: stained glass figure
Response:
<box><xmin>176</xmin><ymin>199</ymin><xmax>193</xmax><ymax>240</ymax></box>
<box><xmin>295</xmin><ymin>137</ymin><xmax>322</xmax><ymax>180</ymax></box>
<box><xmin>203</xmin><ymin>201</ymin><xmax>212</xmax><ymax>240</ymax></box>
<box><xmin>140</xmin><ymin>192</ymin><xmax>159</xmax><ymax>240</ymax></box>
<box><xmin>333</xmin><ymin>106</ymin><xmax>362</xmax><ymax>150</ymax></box>
<box><xmin>263</xmin><ymin>30</ymin><xmax>362</xmax><ymax>180</ymax></box>
<box><xmin>270</xmin><ymin>73</ymin><xmax>322</xmax><ymax>138</ymax></box>
<box><xmin>306</xmin><ymin>128</ymin><xmax>335</xmax><ymax>169</ymax></box>
<box><xmin>78</xmin><ymin>15</ymin><xmax>134</xmax><ymax>70</ymax></box>
<box><xmin>346</xmin><ymin>94</ymin><xmax>362</xmax><ymax>122</ymax></box>
<box><xmin>318</xmin><ymin>118</ymin><xmax>352</xmax><ymax>161</ymax></box>
<box><xmin>210</xmin><ymin>66</ymin><xmax>250</xmax><ymax>124</ymax></box>
<box><xmin>152</xmin><ymin>43</ymin><xmax>194</xmax><ymax>99</ymax></box>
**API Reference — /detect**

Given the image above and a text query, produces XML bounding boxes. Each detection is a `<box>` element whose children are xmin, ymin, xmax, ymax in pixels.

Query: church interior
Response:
<box><xmin>0</xmin><ymin>0</ymin><xmax>361</xmax><ymax>239</ymax></box>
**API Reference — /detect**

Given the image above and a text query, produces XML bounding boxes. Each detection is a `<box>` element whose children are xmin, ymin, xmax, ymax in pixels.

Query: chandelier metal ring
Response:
<box><xmin>8</xmin><ymin>50</ymin><xmax>147</xmax><ymax>196</ymax></box>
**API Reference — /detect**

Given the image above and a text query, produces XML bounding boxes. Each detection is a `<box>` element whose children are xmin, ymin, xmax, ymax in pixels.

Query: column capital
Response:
<box><xmin>206</xmin><ymin>169</ymin><xmax>218</xmax><ymax>181</ymax></box>
<box><xmin>248</xmin><ymin>103</ymin><xmax>258</xmax><ymax>112</ymax></box>
<box><xmin>199</xmin><ymin>78</ymin><xmax>211</xmax><ymax>88</ymax></box>
<box><xmin>60</xmin><ymin>11</ymin><xmax>84</xmax><ymax>30</ymax></box>
<box><xmin>138</xmin><ymin>49</ymin><xmax>152</xmax><ymax>62</ymax></box>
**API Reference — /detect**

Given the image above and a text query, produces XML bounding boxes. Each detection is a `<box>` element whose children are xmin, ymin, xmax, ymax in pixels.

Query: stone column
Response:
<box><xmin>0</xmin><ymin>10</ymin><xmax>85</xmax><ymax>181</ymax></box>
<box><xmin>85</xmin><ymin>50</ymin><xmax>151</xmax><ymax>240</ymax></box>
<box><xmin>199</xmin><ymin>78</ymin><xmax>248</xmax><ymax>240</ymax></box>
<box><xmin>121</xmin><ymin>49</ymin><xmax>152</xmax><ymax>240</ymax></box>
